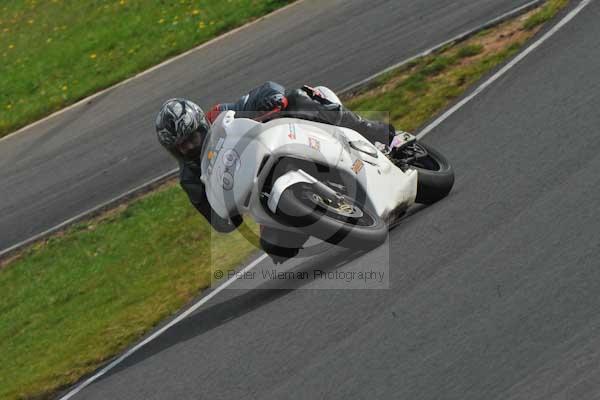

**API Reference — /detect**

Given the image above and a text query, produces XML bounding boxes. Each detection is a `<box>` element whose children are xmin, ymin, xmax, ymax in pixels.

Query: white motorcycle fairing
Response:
<box><xmin>200</xmin><ymin>110</ymin><xmax>418</xmax><ymax>231</ymax></box>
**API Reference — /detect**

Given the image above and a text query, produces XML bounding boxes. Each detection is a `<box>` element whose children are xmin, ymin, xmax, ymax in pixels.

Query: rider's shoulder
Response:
<box><xmin>253</xmin><ymin>81</ymin><xmax>285</xmax><ymax>95</ymax></box>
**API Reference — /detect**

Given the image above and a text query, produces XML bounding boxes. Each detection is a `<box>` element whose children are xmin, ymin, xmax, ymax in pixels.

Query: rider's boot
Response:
<box><xmin>389</xmin><ymin>130</ymin><xmax>417</xmax><ymax>151</ymax></box>
<box><xmin>376</xmin><ymin>130</ymin><xmax>418</xmax><ymax>158</ymax></box>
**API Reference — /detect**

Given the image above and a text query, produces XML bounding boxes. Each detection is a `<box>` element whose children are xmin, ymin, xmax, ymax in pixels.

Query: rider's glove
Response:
<box><xmin>259</xmin><ymin>93</ymin><xmax>288</xmax><ymax>111</ymax></box>
<box><xmin>206</xmin><ymin>104</ymin><xmax>226</xmax><ymax>124</ymax></box>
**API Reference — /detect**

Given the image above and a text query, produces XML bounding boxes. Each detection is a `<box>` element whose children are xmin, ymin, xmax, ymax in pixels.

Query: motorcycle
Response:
<box><xmin>200</xmin><ymin>87</ymin><xmax>454</xmax><ymax>258</ymax></box>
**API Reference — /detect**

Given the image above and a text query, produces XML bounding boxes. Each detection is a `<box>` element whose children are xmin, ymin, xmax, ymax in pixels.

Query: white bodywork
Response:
<box><xmin>200</xmin><ymin>96</ymin><xmax>418</xmax><ymax>232</ymax></box>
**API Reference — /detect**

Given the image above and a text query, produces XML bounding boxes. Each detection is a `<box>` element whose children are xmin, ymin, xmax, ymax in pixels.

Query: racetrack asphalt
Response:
<box><xmin>0</xmin><ymin>0</ymin><xmax>537</xmax><ymax>252</ymax></box>
<box><xmin>56</xmin><ymin>1</ymin><xmax>600</xmax><ymax>399</ymax></box>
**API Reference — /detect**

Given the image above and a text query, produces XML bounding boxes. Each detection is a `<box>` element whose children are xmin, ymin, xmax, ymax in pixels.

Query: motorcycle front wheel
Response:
<box><xmin>274</xmin><ymin>183</ymin><xmax>388</xmax><ymax>249</ymax></box>
<box><xmin>398</xmin><ymin>141</ymin><xmax>455</xmax><ymax>204</ymax></box>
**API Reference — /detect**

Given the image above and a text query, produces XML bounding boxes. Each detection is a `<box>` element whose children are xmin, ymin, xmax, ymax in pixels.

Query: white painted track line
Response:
<box><xmin>417</xmin><ymin>0</ymin><xmax>592</xmax><ymax>139</ymax></box>
<box><xmin>0</xmin><ymin>168</ymin><xmax>179</xmax><ymax>258</ymax></box>
<box><xmin>340</xmin><ymin>0</ymin><xmax>544</xmax><ymax>94</ymax></box>
<box><xmin>58</xmin><ymin>253</ymin><xmax>268</xmax><ymax>400</ymax></box>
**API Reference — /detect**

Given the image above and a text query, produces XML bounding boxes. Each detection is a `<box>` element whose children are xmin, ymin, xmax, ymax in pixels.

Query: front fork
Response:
<box><xmin>267</xmin><ymin>169</ymin><xmax>344</xmax><ymax>214</ymax></box>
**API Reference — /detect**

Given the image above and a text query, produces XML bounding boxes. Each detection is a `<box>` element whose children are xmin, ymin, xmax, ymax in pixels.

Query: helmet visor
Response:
<box><xmin>176</xmin><ymin>124</ymin><xmax>208</xmax><ymax>160</ymax></box>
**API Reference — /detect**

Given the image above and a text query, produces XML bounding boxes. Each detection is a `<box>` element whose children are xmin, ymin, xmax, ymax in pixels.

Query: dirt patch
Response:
<box><xmin>459</xmin><ymin>8</ymin><xmax>542</xmax><ymax>65</ymax></box>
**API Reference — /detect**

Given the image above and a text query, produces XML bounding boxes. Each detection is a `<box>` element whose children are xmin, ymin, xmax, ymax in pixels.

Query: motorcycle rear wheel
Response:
<box><xmin>398</xmin><ymin>141</ymin><xmax>454</xmax><ymax>204</ymax></box>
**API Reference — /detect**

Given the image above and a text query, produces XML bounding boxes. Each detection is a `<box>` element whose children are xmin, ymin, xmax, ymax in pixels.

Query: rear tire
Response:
<box><xmin>274</xmin><ymin>183</ymin><xmax>388</xmax><ymax>249</ymax></box>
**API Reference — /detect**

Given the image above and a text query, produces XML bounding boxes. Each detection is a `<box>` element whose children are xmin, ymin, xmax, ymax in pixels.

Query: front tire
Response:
<box><xmin>274</xmin><ymin>183</ymin><xmax>388</xmax><ymax>249</ymax></box>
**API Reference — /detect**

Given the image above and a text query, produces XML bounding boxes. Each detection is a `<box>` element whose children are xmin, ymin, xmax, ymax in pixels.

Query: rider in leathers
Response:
<box><xmin>156</xmin><ymin>81</ymin><xmax>397</xmax><ymax>262</ymax></box>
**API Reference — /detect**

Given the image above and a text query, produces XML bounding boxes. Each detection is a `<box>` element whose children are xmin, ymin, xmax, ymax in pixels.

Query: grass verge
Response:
<box><xmin>523</xmin><ymin>0</ymin><xmax>568</xmax><ymax>30</ymax></box>
<box><xmin>0</xmin><ymin>0</ymin><xmax>294</xmax><ymax>137</ymax></box>
<box><xmin>0</xmin><ymin>2</ymin><xmax>567</xmax><ymax>399</ymax></box>
<box><xmin>0</xmin><ymin>182</ymin><xmax>260</xmax><ymax>400</ymax></box>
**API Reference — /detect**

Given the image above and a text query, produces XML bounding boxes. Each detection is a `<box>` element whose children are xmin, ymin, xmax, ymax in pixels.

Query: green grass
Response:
<box><xmin>0</xmin><ymin>0</ymin><xmax>293</xmax><ymax>137</ymax></box>
<box><xmin>0</xmin><ymin>1</ymin><xmax>569</xmax><ymax>399</ymax></box>
<box><xmin>456</xmin><ymin>44</ymin><xmax>484</xmax><ymax>58</ymax></box>
<box><xmin>523</xmin><ymin>0</ymin><xmax>569</xmax><ymax>29</ymax></box>
<box><xmin>348</xmin><ymin>43</ymin><xmax>525</xmax><ymax>131</ymax></box>
<box><xmin>0</xmin><ymin>183</ymin><xmax>259</xmax><ymax>400</ymax></box>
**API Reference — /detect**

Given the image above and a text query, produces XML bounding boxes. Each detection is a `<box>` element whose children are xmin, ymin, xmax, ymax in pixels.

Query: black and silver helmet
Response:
<box><xmin>155</xmin><ymin>98</ymin><xmax>210</xmax><ymax>160</ymax></box>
